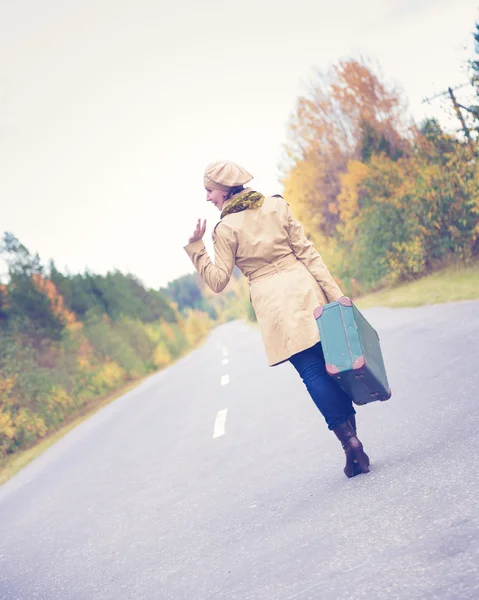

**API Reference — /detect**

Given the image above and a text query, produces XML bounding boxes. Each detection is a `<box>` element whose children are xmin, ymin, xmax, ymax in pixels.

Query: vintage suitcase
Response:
<box><xmin>313</xmin><ymin>297</ymin><xmax>392</xmax><ymax>405</ymax></box>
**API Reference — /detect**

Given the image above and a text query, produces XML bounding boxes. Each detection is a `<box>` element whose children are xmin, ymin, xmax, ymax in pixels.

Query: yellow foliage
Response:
<box><xmin>12</xmin><ymin>409</ymin><xmax>47</xmax><ymax>440</ymax></box>
<box><xmin>283</xmin><ymin>156</ymin><xmax>325</xmax><ymax>243</ymax></box>
<box><xmin>0</xmin><ymin>410</ymin><xmax>15</xmax><ymax>443</ymax></box>
<box><xmin>92</xmin><ymin>361</ymin><xmax>125</xmax><ymax>392</ymax></box>
<box><xmin>0</xmin><ymin>376</ymin><xmax>19</xmax><ymax>455</ymax></box>
<box><xmin>0</xmin><ymin>375</ymin><xmax>18</xmax><ymax>398</ymax></box>
<box><xmin>183</xmin><ymin>310</ymin><xmax>210</xmax><ymax>346</ymax></box>
<box><xmin>386</xmin><ymin>238</ymin><xmax>426</xmax><ymax>284</ymax></box>
<box><xmin>48</xmin><ymin>386</ymin><xmax>75</xmax><ymax>412</ymax></box>
<box><xmin>152</xmin><ymin>343</ymin><xmax>172</xmax><ymax>369</ymax></box>
<box><xmin>337</xmin><ymin>160</ymin><xmax>368</xmax><ymax>221</ymax></box>
<box><xmin>283</xmin><ymin>157</ymin><xmax>343</xmax><ymax>273</ymax></box>
<box><xmin>77</xmin><ymin>356</ymin><xmax>91</xmax><ymax>371</ymax></box>
<box><xmin>144</xmin><ymin>322</ymin><xmax>163</xmax><ymax>344</ymax></box>
<box><xmin>336</xmin><ymin>160</ymin><xmax>369</xmax><ymax>244</ymax></box>
<box><xmin>144</xmin><ymin>321</ymin><xmax>177</xmax><ymax>355</ymax></box>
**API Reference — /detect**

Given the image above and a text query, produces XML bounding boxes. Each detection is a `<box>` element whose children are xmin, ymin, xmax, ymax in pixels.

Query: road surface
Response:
<box><xmin>1</xmin><ymin>301</ymin><xmax>478</xmax><ymax>599</ymax></box>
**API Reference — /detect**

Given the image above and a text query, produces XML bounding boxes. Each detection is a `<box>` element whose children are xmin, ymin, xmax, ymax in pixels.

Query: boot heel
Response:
<box><xmin>354</xmin><ymin>448</ymin><xmax>370</xmax><ymax>473</ymax></box>
<box><xmin>350</xmin><ymin>447</ymin><xmax>370</xmax><ymax>477</ymax></box>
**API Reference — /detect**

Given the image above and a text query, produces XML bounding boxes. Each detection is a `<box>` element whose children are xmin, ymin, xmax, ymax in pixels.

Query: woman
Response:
<box><xmin>184</xmin><ymin>160</ymin><xmax>369</xmax><ymax>477</ymax></box>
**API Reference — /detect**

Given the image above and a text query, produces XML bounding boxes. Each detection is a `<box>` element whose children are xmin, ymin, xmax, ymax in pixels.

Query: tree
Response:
<box><xmin>0</xmin><ymin>233</ymin><xmax>65</xmax><ymax>339</ymax></box>
<box><xmin>162</xmin><ymin>273</ymin><xmax>218</xmax><ymax>319</ymax></box>
<box><xmin>0</xmin><ymin>283</ymin><xmax>8</xmax><ymax>323</ymax></box>
<box><xmin>283</xmin><ymin>58</ymin><xmax>410</xmax><ymax>237</ymax></box>
<box><xmin>470</xmin><ymin>21</ymin><xmax>479</xmax><ymax>96</ymax></box>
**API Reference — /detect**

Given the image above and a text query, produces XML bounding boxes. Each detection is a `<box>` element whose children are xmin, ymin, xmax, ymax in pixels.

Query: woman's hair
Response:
<box><xmin>226</xmin><ymin>185</ymin><xmax>244</xmax><ymax>199</ymax></box>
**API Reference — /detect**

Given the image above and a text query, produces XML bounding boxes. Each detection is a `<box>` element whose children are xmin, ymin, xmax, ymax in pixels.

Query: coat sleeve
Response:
<box><xmin>184</xmin><ymin>223</ymin><xmax>237</xmax><ymax>293</ymax></box>
<box><xmin>285</xmin><ymin>203</ymin><xmax>343</xmax><ymax>302</ymax></box>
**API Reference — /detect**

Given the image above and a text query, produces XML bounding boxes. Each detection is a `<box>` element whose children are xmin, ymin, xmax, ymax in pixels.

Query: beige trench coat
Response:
<box><xmin>184</xmin><ymin>193</ymin><xmax>343</xmax><ymax>366</ymax></box>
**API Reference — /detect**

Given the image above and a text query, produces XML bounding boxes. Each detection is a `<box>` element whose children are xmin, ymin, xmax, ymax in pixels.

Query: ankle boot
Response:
<box><xmin>333</xmin><ymin>420</ymin><xmax>370</xmax><ymax>478</ymax></box>
<box><xmin>346</xmin><ymin>414</ymin><xmax>370</xmax><ymax>476</ymax></box>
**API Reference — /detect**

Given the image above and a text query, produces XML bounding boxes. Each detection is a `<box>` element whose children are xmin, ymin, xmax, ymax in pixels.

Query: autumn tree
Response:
<box><xmin>283</xmin><ymin>58</ymin><xmax>410</xmax><ymax>237</ymax></box>
<box><xmin>0</xmin><ymin>233</ymin><xmax>65</xmax><ymax>339</ymax></box>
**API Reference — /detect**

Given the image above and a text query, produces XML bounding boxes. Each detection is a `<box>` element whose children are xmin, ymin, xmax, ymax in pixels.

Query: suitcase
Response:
<box><xmin>313</xmin><ymin>297</ymin><xmax>392</xmax><ymax>406</ymax></box>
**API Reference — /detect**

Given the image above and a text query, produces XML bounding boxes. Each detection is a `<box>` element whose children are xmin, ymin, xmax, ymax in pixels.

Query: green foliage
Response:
<box><xmin>51</xmin><ymin>269</ymin><xmax>177</xmax><ymax>324</ymax></box>
<box><xmin>83</xmin><ymin>314</ymin><xmax>148</xmax><ymax>378</ymax></box>
<box><xmin>50</xmin><ymin>272</ymin><xmax>107</xmax><ymax>320</ymax></box>
<box><xmin>162</xmin><ymin>273</ymin><xmax>218</xmax><ymax>319</ymax></box>
<box><xmin>359</xmin><ymin>120</ymin><xmax>404</xmax><ymax>163</ymax></box>
<box><xmin>338</xmin><ymin>132</ymin><xmax>479</xmax><ymax>289</ymax></box>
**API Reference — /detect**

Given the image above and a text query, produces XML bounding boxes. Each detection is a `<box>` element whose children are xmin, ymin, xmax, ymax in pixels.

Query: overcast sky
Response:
<box><xmin>1</xmin><ymin>0</ymin><xmax>478</xmax><ymax>288</ymax></box>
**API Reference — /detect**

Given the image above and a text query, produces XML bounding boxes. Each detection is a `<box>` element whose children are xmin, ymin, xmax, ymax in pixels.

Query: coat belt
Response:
<box><xmin>248</xmin><ymin>254</ymin><xmax>299</xmax><ymax>282</ymax></box>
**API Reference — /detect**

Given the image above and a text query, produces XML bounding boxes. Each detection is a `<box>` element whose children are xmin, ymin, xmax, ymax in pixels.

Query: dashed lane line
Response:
<box><xmin>213</xmin><ymin>409</ymin><xmax>228</xmax><ymax>439</ymax></box>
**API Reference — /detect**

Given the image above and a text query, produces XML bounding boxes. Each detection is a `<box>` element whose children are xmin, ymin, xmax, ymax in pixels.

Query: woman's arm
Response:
<box><xmin>285</xmin><ymin>203</ymin><xmax>343</xmax><ymax>302</ymax></box>
<box><xmin>184</xmin><ymin>222</ymin><xmax>237</xmax><ymax>293</ymax></box>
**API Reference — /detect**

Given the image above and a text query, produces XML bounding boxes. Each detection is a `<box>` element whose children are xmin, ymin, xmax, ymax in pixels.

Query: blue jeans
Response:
<box><xmin>290</xmin><ymin>342</ymin><xmax>355</xmax><ymax>430</ymax></box>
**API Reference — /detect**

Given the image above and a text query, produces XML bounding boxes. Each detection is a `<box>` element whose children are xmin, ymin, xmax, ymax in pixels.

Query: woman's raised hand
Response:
<box><xmin>188</xmin><ymin>219</ymin><xmax>207</xmax><ymax>244</ymax></box>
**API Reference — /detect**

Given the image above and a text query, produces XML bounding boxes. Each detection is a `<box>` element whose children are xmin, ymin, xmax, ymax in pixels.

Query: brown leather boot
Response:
<box><xmin>333</xmin><ymin>420</ymin><xmax>370</xmax><ymax>478</ymax></box>
<box><xmin>346</xmin><ymin>414</ymin><xmax>370</xmax><ymax>476</ymax></box>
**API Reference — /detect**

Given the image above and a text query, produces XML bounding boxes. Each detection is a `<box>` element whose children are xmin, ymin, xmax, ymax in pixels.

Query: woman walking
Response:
<box><xmin>184</xmin><ymin>160</ymin><xmax>369</xmax><ymax>477</ymax></box>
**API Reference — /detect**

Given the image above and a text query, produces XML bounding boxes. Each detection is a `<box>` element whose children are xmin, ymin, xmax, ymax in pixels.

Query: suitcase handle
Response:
<box><xmin>313</xmin><ymin>296</ymin><xmax>353</xmax><ymax>319</ymax></box>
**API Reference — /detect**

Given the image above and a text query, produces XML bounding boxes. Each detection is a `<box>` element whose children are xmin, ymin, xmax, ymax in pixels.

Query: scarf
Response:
<box><xmin>221</xmin><ymin>190</ymin><xmax>265</xmax><ymax>219</ymax></box>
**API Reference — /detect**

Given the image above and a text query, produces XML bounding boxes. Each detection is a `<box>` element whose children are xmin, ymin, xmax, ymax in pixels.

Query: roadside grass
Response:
<box><xmin>354</xmin><ymin>262</ymin><xmax>479</xmax><ymax>310</ymax></box>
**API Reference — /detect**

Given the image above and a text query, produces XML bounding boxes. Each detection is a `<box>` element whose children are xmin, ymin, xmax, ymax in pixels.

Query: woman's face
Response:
<box><xmin>206</xmin><ymin>187</ymin><xmax>228</xmax><ymax>211</ymax></box>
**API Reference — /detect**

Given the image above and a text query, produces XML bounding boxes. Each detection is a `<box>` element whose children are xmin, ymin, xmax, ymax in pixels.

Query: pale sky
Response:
<box><xmin>1</xmin><ymin>0</ymin><xmax>478</xmax><ymax>288</ymax></box>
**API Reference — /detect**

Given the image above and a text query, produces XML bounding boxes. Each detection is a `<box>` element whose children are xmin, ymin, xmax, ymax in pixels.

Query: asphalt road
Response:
<box><xmin>1</xmin><ymin>300</ymin><xmax>478</xmax><ymax>600</ymax></box>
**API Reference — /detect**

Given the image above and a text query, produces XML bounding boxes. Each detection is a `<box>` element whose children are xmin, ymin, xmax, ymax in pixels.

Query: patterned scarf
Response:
<box><xmin>221</xmin><ymin>190</ymin><xmax>265</xmax><ymax>219</ymax></box>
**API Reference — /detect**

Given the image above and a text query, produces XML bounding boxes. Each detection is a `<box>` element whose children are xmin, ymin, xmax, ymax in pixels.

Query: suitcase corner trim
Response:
<box><xmin>352</xmin><ymin>356</ymin><xmax>365</xmax><ymax>370</ymax></box>
<box><xmin>326</xmin><ymin>363</ymin><xmax>340</xmax><ymax>375</ymax></box>
<box><xmin>338</xmin><ymin>296</ymin><xmax>353</xmax><ymax>307</ymax></box>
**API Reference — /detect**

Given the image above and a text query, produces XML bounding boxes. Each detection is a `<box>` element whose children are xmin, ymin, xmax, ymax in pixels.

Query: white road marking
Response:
<box><xmin>213</xmin><ymin>409</ymin><xmax>228</xmax><ymax>438</ymax></box>
<box><xmin>221</xmin><ymin>374</ymin><xmax>230</xmax><ymax>386</ymax></box>
<box><xmin>222</xmin><ymin>358</ymin><xmax>229</xmax><ymax>365</ymax></box>
<box><xmin>222</xmin><ymin>347</ymin><xmax>228</xmax><ymax>357</ymax></box>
